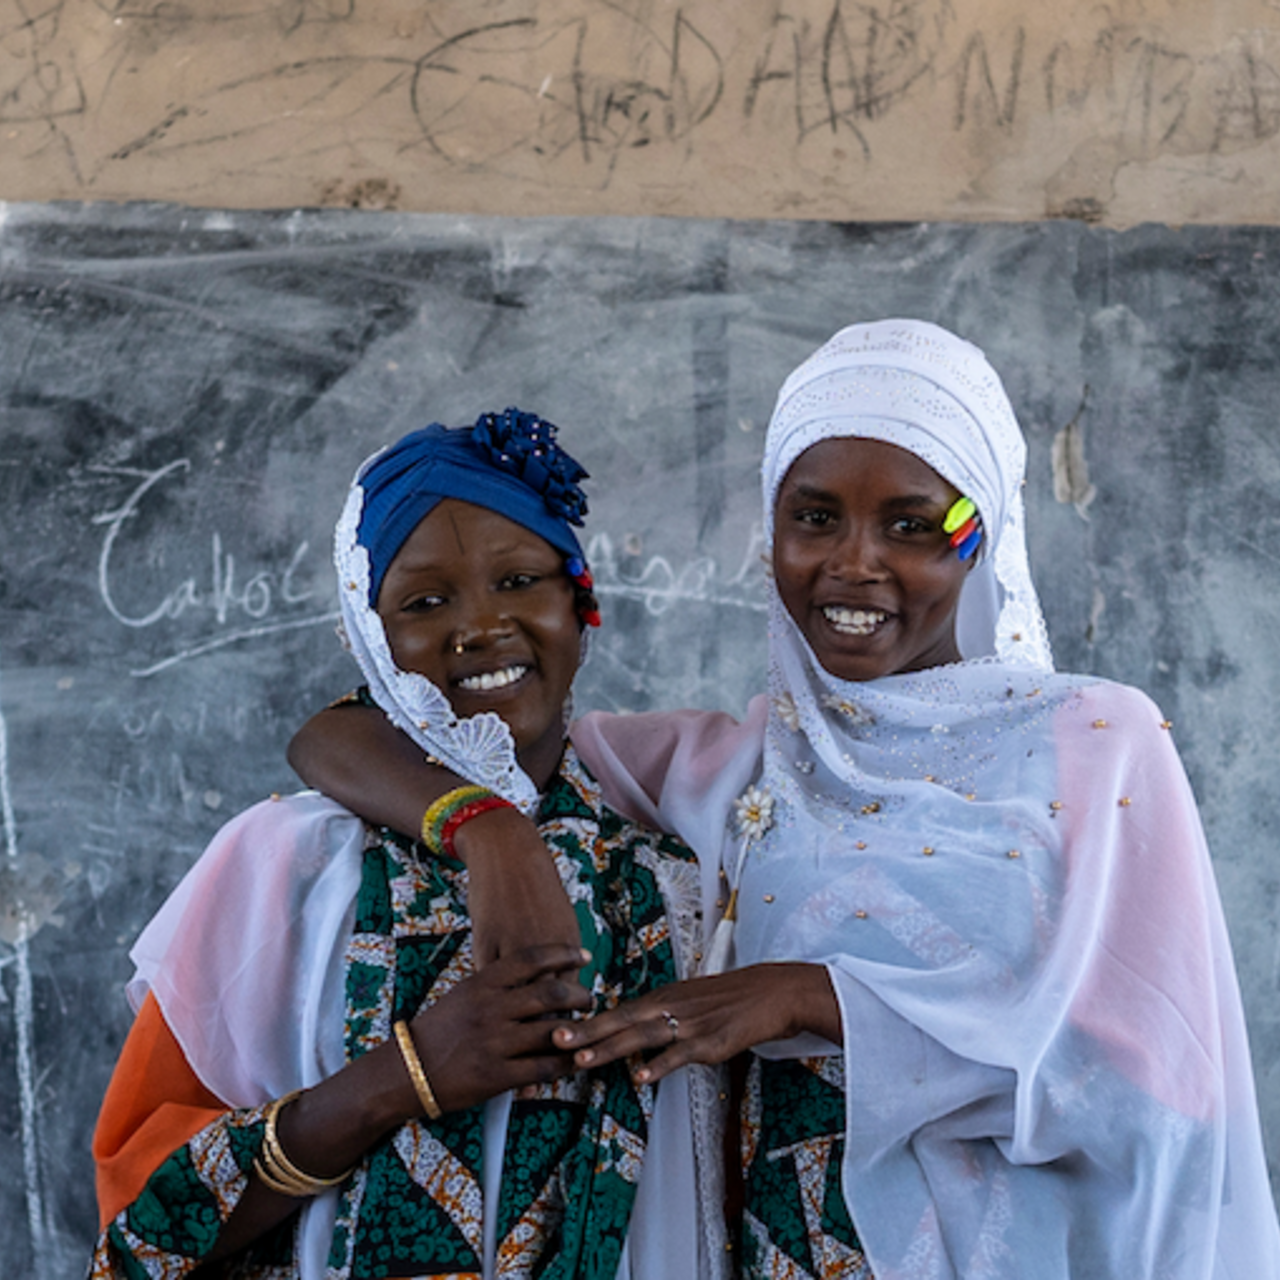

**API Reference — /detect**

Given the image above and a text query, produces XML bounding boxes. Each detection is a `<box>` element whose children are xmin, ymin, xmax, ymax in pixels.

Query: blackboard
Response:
<box><xmin>2</xmin><ymin>204</ymin><xmax>1279</xmax><ymax>1275</ymax></box>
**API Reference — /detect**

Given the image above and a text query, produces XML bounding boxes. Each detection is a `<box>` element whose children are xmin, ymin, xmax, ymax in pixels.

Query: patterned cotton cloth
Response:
<box><xmin>90</xmin><ymin>748</ymin><xmax>706</xmax><ymax>1279</ymax></box>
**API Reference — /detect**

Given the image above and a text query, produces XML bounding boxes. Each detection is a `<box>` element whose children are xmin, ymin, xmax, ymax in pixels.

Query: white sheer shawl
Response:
<box><xmin>573</xmin><ymin>319</ymin><xmax>1280</xmax><ymax>1278</ymax></box>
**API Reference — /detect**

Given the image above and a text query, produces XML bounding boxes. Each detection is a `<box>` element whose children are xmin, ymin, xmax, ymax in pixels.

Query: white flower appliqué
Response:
<box><xmin>734</xmin><ymin>784</ymin><xmax>775</xmax><ymax>843</ymax></box>
<box><xmin>773</xmin><ymin>692</ymin><xmax>801</xmax><ymax>732</ymax></box>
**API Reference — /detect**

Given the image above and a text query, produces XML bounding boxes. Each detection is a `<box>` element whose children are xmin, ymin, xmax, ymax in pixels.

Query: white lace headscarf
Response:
<box><xmin>763</xmin><ymin>317</ymin><xmax>1050</xmax><ymax>669</ymax></box>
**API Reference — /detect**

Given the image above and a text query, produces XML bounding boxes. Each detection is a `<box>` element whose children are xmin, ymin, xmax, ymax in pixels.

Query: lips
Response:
<box><xmin>822</xmin><ymin>605</ymin><xmax>889</xmax><ymax>636</ymax></box>
<box><xmin>454</xmin><ymin>663</ymin><xmax>532</xmax><ymax>693</ymax></box>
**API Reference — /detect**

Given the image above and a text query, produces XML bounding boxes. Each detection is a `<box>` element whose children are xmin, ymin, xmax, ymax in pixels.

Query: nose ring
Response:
<box><xmin>453</xmin><ymin>641</ymin><xmax>466</xmax><ymax>655</ymax></box>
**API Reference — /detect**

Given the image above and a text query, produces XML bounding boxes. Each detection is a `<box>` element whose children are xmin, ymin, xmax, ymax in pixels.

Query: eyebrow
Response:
<box><xmin>783</xmin><ymin>483</ymin><xmax>944</xmax><ymax>508</ymax></box>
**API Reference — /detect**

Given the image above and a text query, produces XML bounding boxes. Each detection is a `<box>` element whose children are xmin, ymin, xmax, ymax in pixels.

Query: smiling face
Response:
<box><xmin>376</xmin><ymin>499</ymin><xmax>580</xmax><ymax>789</ymax></box>
<box><xmin>772</xmin><ymin>437</ymin><xmax>970</xmax><ymax>682</ymax></box>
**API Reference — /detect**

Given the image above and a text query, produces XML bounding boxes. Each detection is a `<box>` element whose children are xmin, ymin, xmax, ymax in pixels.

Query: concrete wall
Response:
<box><xmin>3</xmin><ymin>0</ymin><xmax>1280</xmax><ymax>226</ymax></box>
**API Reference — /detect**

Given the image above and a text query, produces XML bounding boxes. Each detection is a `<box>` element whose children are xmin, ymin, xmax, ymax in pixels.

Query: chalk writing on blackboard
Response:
<box><xmin>90</xmin><ymin>460</ymin><xmax>335</xmax><ymax>677</ymax></box>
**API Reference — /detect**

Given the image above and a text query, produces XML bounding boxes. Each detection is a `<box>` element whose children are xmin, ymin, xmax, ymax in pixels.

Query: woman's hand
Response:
<box><xmin>413</xmin><ymin>942</ymin><xmax>594</xmax><ymax>1112</ymax></box>
<box><xmin>552</xmin><ymin>963</ymin><xmax>842</xmax><ymax>1084</ymax></box>
<box><xmin>455</xmin><ymin>807</ymin><xmax>582</xmax><ymax>967</ymax></box>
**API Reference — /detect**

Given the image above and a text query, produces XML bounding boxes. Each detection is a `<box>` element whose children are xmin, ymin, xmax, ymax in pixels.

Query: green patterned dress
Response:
<box><xmin>738</xmin><ymin>1055</ymin><xmax>872</xmax><ymax>1280</ymax></box>
<box><xmin>90</xmin><ymin>749</ymin><xmax>702</xmax><ymax>1280</ymax></box>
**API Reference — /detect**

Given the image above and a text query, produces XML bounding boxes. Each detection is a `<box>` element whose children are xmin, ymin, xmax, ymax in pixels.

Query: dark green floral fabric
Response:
<box><xmin>90</xmin><ymin>749</ymin><xmax>697</xmax><ymax>1279</ymax></box>
<box><xmin>739</xmin><ymin>1055</ymin><xmax>871</xmax><ymax>1280</ymax></box>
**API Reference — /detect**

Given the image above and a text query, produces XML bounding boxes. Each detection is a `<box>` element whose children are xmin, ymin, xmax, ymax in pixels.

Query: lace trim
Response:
<box><xmin>333</xmin><ymin>483</ymin><xmax>539</xmax><ymax>813</ymax></box>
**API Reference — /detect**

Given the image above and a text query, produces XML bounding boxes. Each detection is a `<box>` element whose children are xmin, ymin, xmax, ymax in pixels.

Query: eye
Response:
<box><xmin>403</xmin><ymin>592</ymin><xmax>446</xmax><ymax>612</ymax></box>
<box><xmin>888</xmin><ymin>515</ymin><xmax>934</xmax><ymax>536</ymax></box>
<box><xmin>791</xmin><ymin>506</ymin><xmax>836</xmax><ymax>528</ymax></box>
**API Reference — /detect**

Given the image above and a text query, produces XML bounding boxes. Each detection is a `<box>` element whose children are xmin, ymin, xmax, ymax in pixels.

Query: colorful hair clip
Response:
<box><xmin>944</xmin><ymin>497</ymin><xmax>983</xmax><ymax>561</ymax></box>
<box><xmin>942</xmin><ymin>497</ymin><xmax>975</xmax><ymax>533</ymax></box>
<box><xmin>565</xmin><ymin>555</ymin><xmax>601</xmax><ymax>627</ymax></box>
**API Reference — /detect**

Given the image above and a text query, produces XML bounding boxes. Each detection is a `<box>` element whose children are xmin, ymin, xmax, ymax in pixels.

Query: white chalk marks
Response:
<box><xmin>585</xmin><ymin>526</ymin><xmax>768</xmax><ymax>616</ymax></box>
<box><xmin>0</xmin><ymin>665</ymin><xmax>51</xmax><ymax>1270</ymax></box>
<box><xmin>91</xmin><ymin>460</ymin><xmax>335</xmax><ymax>677</ymax></box>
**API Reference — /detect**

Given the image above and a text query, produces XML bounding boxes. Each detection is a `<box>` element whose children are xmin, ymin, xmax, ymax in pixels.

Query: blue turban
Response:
<box><xmin>356</xmin><ymin>408</ymin><xmax>590</xmax><ymax>606</ymax></box>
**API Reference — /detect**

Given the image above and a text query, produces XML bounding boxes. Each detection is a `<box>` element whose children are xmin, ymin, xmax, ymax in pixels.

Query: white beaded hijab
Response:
<box><xmin>763</xmin><ymin>317</ymin><xmax>1051</xmax><ymax>670</ymax></box>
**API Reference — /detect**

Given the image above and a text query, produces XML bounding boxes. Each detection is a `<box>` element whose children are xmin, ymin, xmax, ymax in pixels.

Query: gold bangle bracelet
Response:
<box><xmin>393</xmin><ymin>1019</ymin><xmax>442</xmax><ymax>1120</ymax></box>
<box><xmin>254</xmin><ymin>1089</ymin><xmax>352</xmax><ymax>1197</ymax></box>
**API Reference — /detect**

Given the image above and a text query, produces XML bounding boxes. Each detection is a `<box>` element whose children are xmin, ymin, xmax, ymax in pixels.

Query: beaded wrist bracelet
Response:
<box><xmin>420</xmin><ymin>784</ymin><xmax>515</xmax><ymax>857</ymax></box>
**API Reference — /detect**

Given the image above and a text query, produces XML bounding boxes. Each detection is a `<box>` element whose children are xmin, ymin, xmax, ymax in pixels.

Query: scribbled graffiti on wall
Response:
<box><xmin>3</xmin><ymin>0</ymin><xmax>1280</xmax><ymax>224</ymax></box>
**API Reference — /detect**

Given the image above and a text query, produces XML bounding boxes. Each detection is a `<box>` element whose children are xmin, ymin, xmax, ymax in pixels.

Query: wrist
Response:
<box><xmin>775</xmin><ymin>962</ymin><xmax>842</xmax><ymax>1044</ymax></box>
<box><xmin>450</xmin><ymin>804</ymin><xmax>545</xmax><ymax>865</ymax></box>
<box><xmin>420</xmin><ymin>785</ymin><xmax>515</xmax><ymax>858</ymax></box>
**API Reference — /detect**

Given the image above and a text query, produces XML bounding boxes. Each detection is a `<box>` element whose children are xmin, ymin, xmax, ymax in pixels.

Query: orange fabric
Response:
<box><xmin>93</xmin><ymin>991</ymin><xmax>229</xmax><ymax>1228</ymax></box>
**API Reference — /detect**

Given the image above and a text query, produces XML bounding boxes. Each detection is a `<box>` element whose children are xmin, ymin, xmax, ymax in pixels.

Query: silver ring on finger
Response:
<box><xmin>660</xmin><ymin>1009</ymin><xmax>679</xmax><ymax>1043</ymax></box>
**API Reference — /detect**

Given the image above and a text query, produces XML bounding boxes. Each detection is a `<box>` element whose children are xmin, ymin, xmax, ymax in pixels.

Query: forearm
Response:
<box><xmin>289</xmin><ymin>704</ymin><xmax>457</xmax><ymax>837</ymax></box>
<box><xmin>96</xmin><ymin>1038</ymin><xmax>423</xmax><ymax>1270</ymax></box>
<box><xmin>103</xmin><ymin>945</ymin><xmax>589</xmax><ymax>1270</ymax></box>
<box><xmin>206</xmin><ymin>1040</ymin><xmax>418</xmax><ymax>1261</ymax></box>
<box><xmin>288</xmin><ymin>703</ymin><xmax>581</xmax><ymax>963</ymax></box>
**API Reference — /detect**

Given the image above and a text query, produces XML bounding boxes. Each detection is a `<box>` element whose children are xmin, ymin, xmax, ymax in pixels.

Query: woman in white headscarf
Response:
<box><xmin>291</xmin><ymin>321</ymin><xmax>1280</xmax><ymax>1279</ymax></box>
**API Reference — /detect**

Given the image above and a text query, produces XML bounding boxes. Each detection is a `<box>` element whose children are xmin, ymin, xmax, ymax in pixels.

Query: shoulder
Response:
<box><xmin>130</xmin><ymin>792</ymin><xmax>368</xmax><ymax>989</ymax></box>
<box><xmin>1050</xmin><ymin>677</ymin><xmax>1175</xmax><ymax>751</ymax></box>
<box><xmin>193</xmin><ymin>791</ymin><xmax>369</xmax><ymax>886</ymax></box>
<box><xmin>573</xmin><ymin>697</ymin><xmax>767</xmax><ymax>776</ymax></box>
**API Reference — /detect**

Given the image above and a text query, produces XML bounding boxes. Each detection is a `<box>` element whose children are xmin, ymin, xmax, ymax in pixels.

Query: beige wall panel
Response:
<box><xmin>2</xmin><ymin>1</ymin><xmax>1279</xmax><ymax>227</ymax></box>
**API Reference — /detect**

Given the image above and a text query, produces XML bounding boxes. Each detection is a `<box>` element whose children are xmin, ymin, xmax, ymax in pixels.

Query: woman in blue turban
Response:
<box><xmin>89</xmin><ymin>410</ymin><xmax>721</xmax><ymax>1280</ymax></box>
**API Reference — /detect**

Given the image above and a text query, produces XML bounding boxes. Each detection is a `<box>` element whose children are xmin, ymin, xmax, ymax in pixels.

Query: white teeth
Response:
<box><xmin>823</xmin><ymin>606</ymin><xmax>888</xmax><ymax>636</ymax></box>
<box><xmin>457</xmin><ymin>665</ymin><xmax>529</xmax><ymax>692</ymax></box>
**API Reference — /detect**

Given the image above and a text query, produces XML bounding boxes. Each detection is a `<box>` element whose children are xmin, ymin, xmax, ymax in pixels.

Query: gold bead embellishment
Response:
<box><xmin>1027</xmin><ymin>688</ymin><xmax>1041</xmax><ymax>698</ymax></box>
<box><xmin>1092</xmin><ymin>719</ymin><xmax>1108</xmax><ymax>729</ymax></box>
<box><xmin>1119</xmin><ymin>797</ymin><xmax>1132</xmax><ymax>807</ymax></box>
<box><xmin>763</xmin><ymin>894</ymin><xmax>775</xmax><ymax>903</ymax></box>
<box><xmin>1012</xmin><ymin>632</ymin><xmax>1023</xmax><ymax>641</ymax></box>
<box><xmin>1007</xmin><ymin>849</ymin><xmax>1021</xmax><ymax>859</ymax></box>
<box><xmin>855</xmin><ymin>841</ymin><xmax>867</xmax><ymax>850</ymax></box>
<box><xmin>923</xmin><ymin>774</ymin><xmax>936</xmax><ymax>783</ymax></box>
<box><xmin>1160</xmin><ymin>720</ymin><xmax>1173</xmax><ymax>730</ymax></box>
<box><xmin>1049</xmin><ymin>800</ymin><xmax>1063</xmax><ymax>811</ymax></box>
<box><xmin>922</xmin><ymin>846</ymin><xmax>935</xmax><ymax>856</ymax></box>
<box><xmin>860</xmin><ymin>802</ymin><xmax>881</xmax><ymax>815</ymax></box>
<box><xmin>270</xmin><ymin>793</ymin><xmax>281</xmax><ymax>802</ymax></box>
<box><xmin>855</xmin><ymin>910</ymin><xmax>868</xmax><ymax>919</ymax></box>
<box><xmin>346</xmin><ymin>581</ymin><xmax>358</xmax><ymax>591</ymax></box>
<box><xmin>965</xmin><ymin>793</ymin><xmax>977</xmax><ymax>802</ymax></box>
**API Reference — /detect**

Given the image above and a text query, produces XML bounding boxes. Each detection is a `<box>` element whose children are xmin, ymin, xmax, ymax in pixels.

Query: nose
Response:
<box><xmin>828</xmin><ymin>522</ymin><xmax>886</xmax><ymax>582</ymax></box>
<box><xmin>449</xmin><ymin>593</ymin><xmax>514</xmax><ymax>654</ymax></box>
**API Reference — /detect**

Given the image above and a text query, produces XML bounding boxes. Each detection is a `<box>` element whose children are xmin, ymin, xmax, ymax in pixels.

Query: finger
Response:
<box><xmin>503</xmin><ymin>975</ymin><xmax>594</xmax><ymax>1021</ymax></box>
<box><xmin>503</xmin><ymin>1052</ymin><xmax>581</xmax><ymax>1090</ymax></box>
<box><xmin>628</xmin><ymin>1044</ymin><xmax>690</xmax><ymax>1085</ymax></box>
<box><xmin>553</xmin><ymin>1000</ymin><xmax>659</xmax><ymax>1051</ymax></box>
<box><xmin>494</xmin><ymin>944</ymin><xmax>593</xmax><ymax>987</ymax></box>
<box><xmin>565</xmin><ymin>1017</ymin><xmax>680</xmax><ymax>1069</ymax></box>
